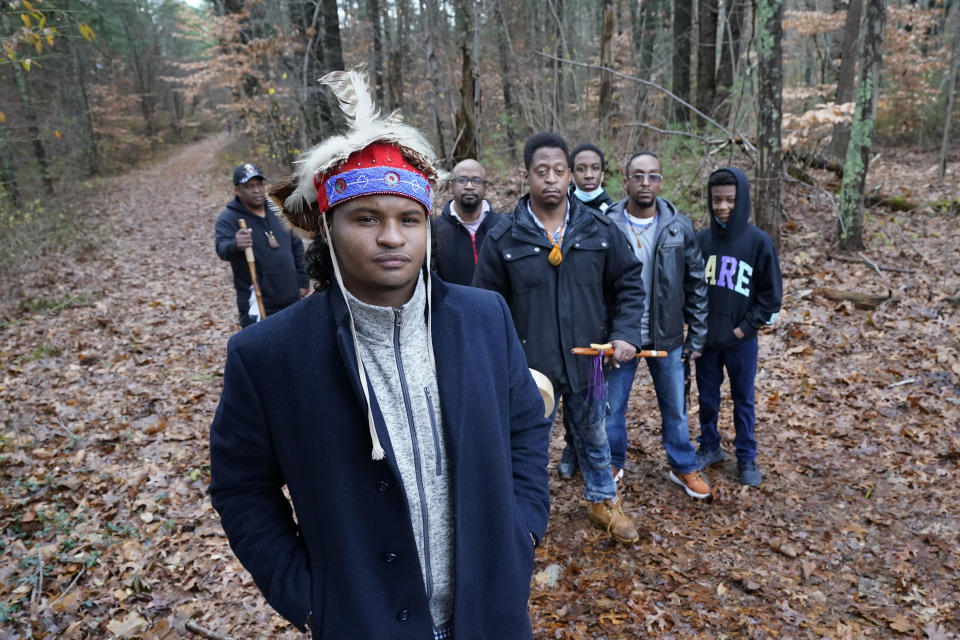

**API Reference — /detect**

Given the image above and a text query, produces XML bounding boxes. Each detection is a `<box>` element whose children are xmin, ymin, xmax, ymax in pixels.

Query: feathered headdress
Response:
<box><xmin>268</xmin><ymin>69</ymin><xmax>438</xmax><ymax>236</ymax></box>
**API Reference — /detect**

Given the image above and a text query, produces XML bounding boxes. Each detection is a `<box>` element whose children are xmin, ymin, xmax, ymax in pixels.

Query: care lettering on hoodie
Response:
<box><xmin>704</xmin><ymin>254</ymin><xmax>754</xmax><ymax>298</ymax></box>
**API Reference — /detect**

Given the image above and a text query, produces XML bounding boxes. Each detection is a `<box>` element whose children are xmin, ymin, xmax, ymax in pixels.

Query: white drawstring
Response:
<box><xmin>321</xmin><ymin>213</ymin><xmax>385</xmax><ymax>460</ymax></box>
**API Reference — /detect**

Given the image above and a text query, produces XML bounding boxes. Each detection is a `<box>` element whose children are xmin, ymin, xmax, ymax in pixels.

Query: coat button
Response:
<box><xmin>601</xmin><ymin>241</ymin><xmax>608</xmax><ymax>247</ymax></box>
<box><xmin>397</xmin><ymin>609</ymin><xmax>410</xmax><ymax>622</ymax></box>
<box><xmin>377</xmin><ymin>480</ymin><xmax>390</xmax><ymax>493</ymax></box>
<box><xmin>575</xmin><ymin>243</ymin><xmax>580</xmax><ymax>247</ymax></box>
<box><xmin>505</xmin><ymin>252</ymin><xmax>512</xmax><ymax>259</ymax></box>
<box><xmin>534</xmin><ymin>247</ymin><xmax>540</xmax><ymax>253</ymax></box>
<box><xmin>384</xmin><ymin>552</ymin><xmax>399</xmax><ymax>563</ymax></box>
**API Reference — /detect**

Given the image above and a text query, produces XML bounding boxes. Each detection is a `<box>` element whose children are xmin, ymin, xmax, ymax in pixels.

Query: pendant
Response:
<box><xmin>548</xmin><ymin>245</ymin><xmax>563</xmax><ymax>267</ymax></box>
<box><xmin>266</xmin><ymin>231</ymin><xmax>280</xmax><ymax>249</ymax></box>
<box><xmin>637</xmin><ymin>239</ymin><xmax>642</xmax><ymax>249</ymax></box>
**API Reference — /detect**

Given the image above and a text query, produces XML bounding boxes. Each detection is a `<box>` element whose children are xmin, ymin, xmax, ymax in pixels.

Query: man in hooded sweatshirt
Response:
<box><xmin>209</xmin><ymin>71</ymin><xmax>551</xmax><ymax>640</ymax></box>
<box><xmin>694</xmin><ymin>167</ymin><xmax>782</xmax><ymax>486</ymax></box>
<box><xmin>569</xmin><ymin>143</ymin><xmax>614</xmax><ymax>213</ymax></box>
<box><xmin>215</xmin><ymin>163</ymin><xmax>309</xmax><ymax>327</ymax></box>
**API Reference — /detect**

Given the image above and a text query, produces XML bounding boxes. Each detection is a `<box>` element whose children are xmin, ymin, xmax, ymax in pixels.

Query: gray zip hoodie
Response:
<box><xmin>346</xmin><ymin>277</ymin><xmax>454</xmax><ymax>630</ymax></box>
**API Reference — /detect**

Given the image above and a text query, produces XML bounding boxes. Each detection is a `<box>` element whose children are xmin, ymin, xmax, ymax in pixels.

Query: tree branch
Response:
<box><xmin>185</xmin><ymin>620</ymin><xmax>235</xmax><ymax>640</ymax></box>
<box><xmin>534</xmin><ymin>51</ymin><xmax>755</xmax><ymax>157</ymax></box>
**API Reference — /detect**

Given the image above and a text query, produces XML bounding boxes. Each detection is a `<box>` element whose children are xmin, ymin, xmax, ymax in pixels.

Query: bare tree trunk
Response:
<box><xmin>67</xmin><ymin>34</ymin><xmax>101</xmax><ymax>174</ymax></box>
<box><xmin>672</xmin><ymin>0</ymin><xmax>693</xmax><ymax>122</ymax></box>
<box><xmin>641</xmin><ymin>0</ymin><xmax>661</xmax><ymax>76</ymax></box>
<box><xmin>755</xmin><ymin>0</ymin><xmax>784</xmax><ymax>250</ymax></box>
<box><xmin>387</xmin><ymin>0</ymin><xmax>408</xmax><ymax>110</ymax></box>
<box><xmin>323</xmin><ymin>0</ymin><xmax>344</xmax><ymax>71</ymax></box>
<box><xmin>838</xmin><ymin>0</ymin><xmax>885</xmax><ymax>250</ymax></box>
<box><xmin>829</xmin><ymin>0</ymin><xmax>865</xmax><ymax>159</ymax></box>
<box><xmin>696</xmin><ymin>0</ymin><xmax>719</xmax><ymax>120</ymax></box>
<box><xmin>453</xmin><ymin>0</ymin><xmax>478</xmax><ymax>161</ymax></box>
<box><xmin>715</xmin><ymin>0</ymin><xmax>746</xmax><ymax>123</ymax></box>
<box><xmin>422</xmin><ymin>0</ymin><xmax>448</xmax><ymax>162</ymax></box>
<box><xmin>118</xmin><ymin>4</ymin><xmax>157</xmax><ymax>137</ymax></box>
<box><xmin>939</xmin><ymin>13</ymin><xmax>960</xmax><ymax>178</ymax></box>
<box><xmin>0</xmin><ymin>124</ymin><xmax>20</xmax><ymax>207</ymax></box>
<box><xmin>598</xmin><ymin>0</ymin><xmax>616</xmax><ymax>137</ymax></box>
<box><xmin>12</xmin><ymin>64</ymin><xmax>54</xmax><ymax>195</ymax></box>
<box><xmin>494</xmin><ymin>0</ymin><xmax>519</xmax><ymax>162</ymax></box>
<box><xmin>367</xmin><ymin>0</ymin><xmax>386</xmax><ymax>103</ymax></box>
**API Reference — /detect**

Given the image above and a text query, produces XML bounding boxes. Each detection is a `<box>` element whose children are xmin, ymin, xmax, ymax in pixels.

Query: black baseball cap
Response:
<box><xmin>233</xmin><ymin>163</ymin><xmax>266</xmax><ymax>185</ymax></box>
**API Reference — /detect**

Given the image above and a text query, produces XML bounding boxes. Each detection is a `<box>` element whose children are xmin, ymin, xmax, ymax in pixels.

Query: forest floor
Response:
<box><xmin>1</xmin><ymin>134</ymin><xmax>958</xmax><ymax>639</ymax></box>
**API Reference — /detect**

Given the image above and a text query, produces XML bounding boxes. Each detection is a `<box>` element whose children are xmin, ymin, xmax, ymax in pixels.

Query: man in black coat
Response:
<box><xmin>209</xmin><ymin>71</ymin><xmax>551</xmax><ymax>640</ymax></box>
<box><xmin>214</xmin><ymin>163</ymin><xmax>308</xmax><ymax>327</ymax></box>
<box><xmin>431</xmin><ymin>158</ymin><xmax>503</xmax><ymax>285</ymax></box>
<box><xmin>473</xmin><ymin>132</ymin><xmax>646</xmax><ymax>544</ymax></box>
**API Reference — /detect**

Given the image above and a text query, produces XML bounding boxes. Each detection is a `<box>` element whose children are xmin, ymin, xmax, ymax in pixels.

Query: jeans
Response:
<box><xmin>695</xmin><ymin>336</ymin><xmax>758</xmax><ymax>463</ymax></box>
<box><xmin>604</xmin><ymin>345</ymin><xmax>699</xmax><ymax>473</ymax></box>
<box><xmin>556</xmin><ymin>389</ymin><xmax>617</xmax><ymax>503</ymax></box>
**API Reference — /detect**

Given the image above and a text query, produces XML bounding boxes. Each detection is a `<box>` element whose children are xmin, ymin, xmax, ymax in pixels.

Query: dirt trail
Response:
<box><xmin>0</xmin><ymin>135</ymin><xmax>297</xmax><ymax>638</ymax></box>
<box><xmin>1</xmin><ymin>137</ymin><xmax>959</xmax><ymax>638</ymax></box>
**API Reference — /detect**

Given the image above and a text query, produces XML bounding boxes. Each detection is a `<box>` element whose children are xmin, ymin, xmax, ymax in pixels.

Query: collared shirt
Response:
<box><xmin>526</xmin><ymin>200</ymin><xmax>570</xmax><ymax>245</ymax></box>
<box><xmin>449</xmin><ymin>200</ymin><xmax>490</xmax><ymax>236</ymax></box>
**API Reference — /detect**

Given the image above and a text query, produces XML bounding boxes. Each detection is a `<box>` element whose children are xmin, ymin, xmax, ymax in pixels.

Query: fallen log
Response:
<box><xmin>814</xmin><ymin>287</ymin><xmax>892</xmax><ymax>310</ymax></box>
<box><xmin>786</xmin><ymin>149</ymin><xmax>845</xmax><ymax>178</ymax></box>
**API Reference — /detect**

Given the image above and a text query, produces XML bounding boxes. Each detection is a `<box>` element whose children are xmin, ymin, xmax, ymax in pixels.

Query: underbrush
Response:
<box><xmin>0</xmin><ymin>188</ymin><xmax>94</xmax><ymax>291</ymax></box>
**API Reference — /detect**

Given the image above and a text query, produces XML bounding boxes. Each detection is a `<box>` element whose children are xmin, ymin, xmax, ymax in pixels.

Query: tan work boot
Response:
<box><xmin>668</xmin><ymin>469</ymin><xmax>712</xmax><ymax>500</ymax></box>
<box><xmin>587</xmin><ymin>495</ymin><xmax>639</xmax><ymax>543</ymax></box>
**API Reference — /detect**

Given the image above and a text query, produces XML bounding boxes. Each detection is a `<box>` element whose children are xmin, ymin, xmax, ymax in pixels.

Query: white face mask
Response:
<box><xmin>573</xmin><ymin>185</ymin><xmax>605</xmax><ymax>202</ymax></box>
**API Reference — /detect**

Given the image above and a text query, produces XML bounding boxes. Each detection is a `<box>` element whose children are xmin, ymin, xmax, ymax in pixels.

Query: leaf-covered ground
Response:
<box><xmin>1</xmin><ymin>136</ymin><xmax>958</xmax><ymax>639</ymax></box>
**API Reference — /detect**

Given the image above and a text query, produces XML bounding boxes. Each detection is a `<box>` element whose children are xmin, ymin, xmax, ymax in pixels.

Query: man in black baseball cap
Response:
<box><xmin>233</xmin><ymin>162</ymin><xmax>265</xmax><ymax>185</ymax></box>
<box><xmin>215</xmin><ymin>162</ymin><xmax>309</xmax><ymax>328</ymax></box>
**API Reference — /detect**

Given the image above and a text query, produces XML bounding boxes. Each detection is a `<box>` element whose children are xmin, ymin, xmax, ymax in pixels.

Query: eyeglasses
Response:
<box><xmin>627</xmin><ymin>173</ymin><xmax>663</xmax><ymax>184</ymax></box>
<box><xmin>453</xmin><ymin>176</ymin><xmax>487</xmax><ymax>186</ymax></box>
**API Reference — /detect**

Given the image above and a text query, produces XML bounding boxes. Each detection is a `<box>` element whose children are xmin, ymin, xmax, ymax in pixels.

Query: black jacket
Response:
<box><xmin>696</xmin><ymin>167</ymin><xmax>782</xmax><ymax>350</ymax></box>
<box><xmin>209</xmin><ymin>278</ymin><xmax>550</xmax><ymax>638</ymax></box>
<box><xmin>430</xmin><ymin>201</ymin><xmax>504</xmax><ymax>286</ymax></box>
<box><xmin>606</xmin><ymin>197</ymin><xmax>708</xmax><ymax>353</ymax></box>
<box><xmin>472</xmin><ymin>195</ymin><xmax>645</xmax><ymax>395</ymax></box>
<box><xmin>215</xmin><ymin>198</ymin><xmax>308</xmax><ymax>318</ymax></box>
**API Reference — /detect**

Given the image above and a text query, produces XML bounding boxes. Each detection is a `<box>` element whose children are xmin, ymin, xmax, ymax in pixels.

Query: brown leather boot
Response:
<box><xmin>587</xmin><ymin>495</ymin><xmax>639</xmax><ymax>543</ymax></box>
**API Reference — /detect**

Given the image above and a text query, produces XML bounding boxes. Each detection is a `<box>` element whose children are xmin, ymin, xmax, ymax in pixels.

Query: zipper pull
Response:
<box><xmin>394</xmin><ymin>308</ymin><xmax>403</xmax><ymax>327</ymax></box>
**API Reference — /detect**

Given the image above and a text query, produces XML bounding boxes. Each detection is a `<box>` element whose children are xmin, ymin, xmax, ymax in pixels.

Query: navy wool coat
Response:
<box><xmin>209</xmin><ymin>276</ymin><xmax>552</xmax><ymax>639</ymax></box>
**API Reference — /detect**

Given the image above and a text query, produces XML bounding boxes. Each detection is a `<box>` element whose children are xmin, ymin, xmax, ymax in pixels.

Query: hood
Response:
<box><xmin>707</xmin><ymin>167</ymin><xmax>751</xmax><ymax>237</ymax></box>
<box><xmin>226</xmin><ymin>196</ymin><xmax>253</xmax><ymax>215</ymax></box>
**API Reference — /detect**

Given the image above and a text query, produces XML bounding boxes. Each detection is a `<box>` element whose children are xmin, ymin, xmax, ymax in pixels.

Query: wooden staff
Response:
<box><xmin>571</xmin><ymin>343</ymin><xmax>668</xmax><ymax>358</ymax></box>
<box><xmin>238</xmin><ymin>219</ymin><xmax>267</xmax><ymax>320</ymax></box>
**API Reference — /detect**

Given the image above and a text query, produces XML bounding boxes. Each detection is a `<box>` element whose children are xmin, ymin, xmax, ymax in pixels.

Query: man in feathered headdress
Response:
<box><xmin>208</xmin><ymin>70</ymin><xmax>552</xmax><ymax>639</ymax></box>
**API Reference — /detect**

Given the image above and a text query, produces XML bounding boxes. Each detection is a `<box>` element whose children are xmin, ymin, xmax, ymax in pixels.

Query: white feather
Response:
<box><xmin>283</xmin><ymin>67</ymin><xmax>438</xmax><ymax>217</ymax></box>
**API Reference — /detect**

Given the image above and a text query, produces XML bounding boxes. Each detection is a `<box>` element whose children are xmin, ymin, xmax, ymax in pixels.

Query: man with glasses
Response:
<box><xmin>602</xmin><ymin>151</ymin><xmax>712</xmax><ymax>500</ymax></box>
<box><xmin>431</xmin><ymin>159</ymin><xmax>504</xmax><ymax>285</ymax></box>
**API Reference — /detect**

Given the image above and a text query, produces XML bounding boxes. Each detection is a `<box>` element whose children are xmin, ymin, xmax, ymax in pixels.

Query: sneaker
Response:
<box><xmin>612</xmin><ymin>466</ymin><xmax>624</xmax><ymax>483</ymax></box>
<box><xmin>557</xmin><ymin>445</ymin><xmax>579</xmax><ymax>479</ymax></box>
<box><xmin>668</xmin><ymin>470</ymin><xmax>712</xmax><ymax>500</ymax></box>
<box><xmin>695</xmin><ymin>447</ymin><xmax>725</xmax><ymax>470</ymax></box>
<box><xmin>587</xmin><ymin>496</ymin><xmax>640</xmax><ymax>543</ymax></box>
<box><xmin>739</xmin><ymin>460</ymin><xmax>762</xmax><ymax>486</ymax></box>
